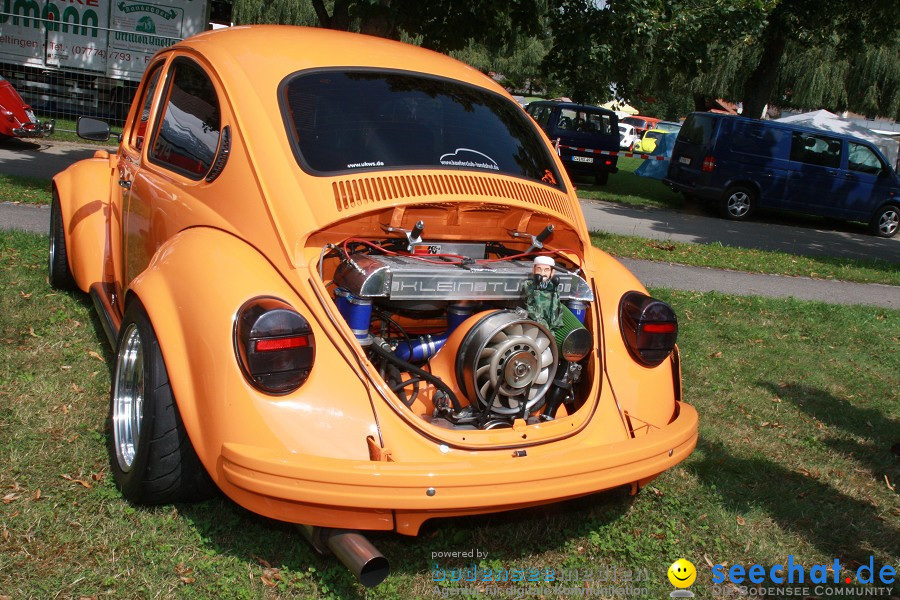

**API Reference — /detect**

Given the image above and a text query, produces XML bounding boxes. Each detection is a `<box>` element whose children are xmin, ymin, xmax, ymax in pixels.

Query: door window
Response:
<box><xmin>847</xmin><ymin>142</ymin><xmax>884</xmax><ymax>176</ymax></box>
<box><xmin>149</xmin><ymin>58</ymin><xmax>222</xmax><ymax>179</ymax></box>
<box><xmin>789</xmin><ymin>132</ymin><xmax>841</xmax><ymax>168</ymax></box>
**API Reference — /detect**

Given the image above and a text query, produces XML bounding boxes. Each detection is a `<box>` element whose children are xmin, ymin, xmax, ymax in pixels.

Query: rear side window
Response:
<box><xmin>150</xmin><ymin>59</ymin><xmax>222</xmax><ymax>179</ymax></box>
<box><xmin>558</xmin><ymin>109</ymin><xmax>613</xmax><ymax>135</ymax></box>
<box><xmin>848</xmin><ymin>142</ymin><xmax>884</xmax><ymax>176</ymax></box>
<box><xmin>679</xmin><ymin>115</ymin><xmax>716</xmax><ymax>146</ymax></box>
<box><xmin>730</xmin><ymin>122</ymin><xmax>787</xmax><ymax>158</ymax></box>
<box><xmin>789</xmin><ymin>132</ymin><xmax>841</xmax><ymax>168</ymax></box>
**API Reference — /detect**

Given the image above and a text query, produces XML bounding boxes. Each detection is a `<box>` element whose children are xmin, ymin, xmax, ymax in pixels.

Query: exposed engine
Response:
<box><xmin>326</xmin><ymin>223</ymin><xmax>596</xmax><ymax>430</ymax></box>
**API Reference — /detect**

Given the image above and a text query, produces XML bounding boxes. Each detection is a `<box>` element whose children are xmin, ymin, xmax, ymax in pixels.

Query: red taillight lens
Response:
<box><xmin>702</xmin><ymin>156</ymin><xmax>715</xmax><ymax>172</ymax></box>
<box><xmin>619</xmin><ymin>291</ymin><xmax>678</xmax><ymax>367</ymax></box>
<box><xmin>235</xmin><ymin>297</ymin><xmax>315</xmax><ymax>394</ymax></box>
<box><xmin>255</xmin><ymin>336</ymin><xmax>310</xmax><ymax>352</ymax></box>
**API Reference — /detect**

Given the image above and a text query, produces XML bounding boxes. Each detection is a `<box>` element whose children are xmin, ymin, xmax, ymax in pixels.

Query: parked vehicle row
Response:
<box><xmin>665</xmin><ymin>112</ymin><xmax>900</xmax><ymax>237</ymax></box>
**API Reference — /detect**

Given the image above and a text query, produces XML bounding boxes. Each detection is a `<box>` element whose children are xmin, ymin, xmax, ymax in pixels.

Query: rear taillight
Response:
<box><xmin>619</xmin><ymin>291</ymin><xmax>678</xmax><ymax>367</ymax></box>
<box><xmin>235</xmin><ymin>297</ymin><xmax>315</xmax><ymax>394</ymax></box>
<box><xmin>702</xmin><ymin>156</ymin><xmax>715</xmax><ymax>172</ymax></box>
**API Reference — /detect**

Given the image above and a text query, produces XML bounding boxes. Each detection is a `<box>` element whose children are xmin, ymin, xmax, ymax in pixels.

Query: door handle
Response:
<box><xmin>118</xmin><ymin>179</ymin><xmax>131</xmax><ymax>189</ymax></box>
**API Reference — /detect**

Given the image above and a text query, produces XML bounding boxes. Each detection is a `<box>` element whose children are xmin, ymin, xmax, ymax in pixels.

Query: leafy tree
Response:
<box><xmin>234</xmin><ymin>0</ymin><xmax>547</xmax><ymax>53</ymax></box>
<box><xmin>736</xmin><ymin>0</ymin><xmax>899</xmax><ymax>118</ymax></box>
<box><xmin>452</xmin><ymin>35</ymin><xmax>552</xmax><ymax>95</ymax></box>
<box><xmin>545</xmin><ymin>0</ymin><xmax>899</xmax><ymax>120</ymax></box>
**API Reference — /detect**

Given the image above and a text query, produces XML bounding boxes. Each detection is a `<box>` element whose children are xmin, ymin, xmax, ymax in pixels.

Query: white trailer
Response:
<box><xmin>0</xmin><ymin>0</ymin><xmax>210</xmax><ymax>122</ymax></box>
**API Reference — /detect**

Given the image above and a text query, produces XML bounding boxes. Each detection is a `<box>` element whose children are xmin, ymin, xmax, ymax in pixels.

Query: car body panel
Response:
<box><xmin>53</xmin><ymin>25</ymin><xmax>697</xmax><ymax>536</ymax></box>
<box><xmin>0</xmin><ymin>75</ymin><xmax>53</xmax><ymax>138</ymax></box>
<box><xmin>52</xmin><ymin>152</ymin><xmax>117</xmax><ymax>292</ymax></box>
<box><xmin>634</xmin><ymin>128</ymin><xmax>669</xmax><ymax>154</ymax></box>
<box><xmin>621</xmin><ymin>115</ymin><xmax>660</xmax><ymax>137</ymax></box>
<box><xmin>618</xmin><ymin>123</ymin><xmax>640</xmax><ymax>150</ymax></box>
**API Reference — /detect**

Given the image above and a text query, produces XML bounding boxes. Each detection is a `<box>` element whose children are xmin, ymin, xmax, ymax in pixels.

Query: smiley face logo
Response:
<box><xmin>667</xmin><ymin>558</ymin><xmax>696</xmax><ymax>588</ymax></box>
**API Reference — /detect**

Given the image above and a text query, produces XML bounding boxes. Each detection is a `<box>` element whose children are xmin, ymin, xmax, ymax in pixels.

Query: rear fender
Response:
<box><xmin>52</xmin><ymin>153</ymin><xmax>116</xmax><ymax>292</ymax></box>
<box><xmin>126</xmin><ymin>227</ymin><xmax>376</xmax><ymax>487</ymax></box>
<box><xmin>587</xmin><ymin>246</ymin><xmax>679</xmax><ymax>431</ymax></box>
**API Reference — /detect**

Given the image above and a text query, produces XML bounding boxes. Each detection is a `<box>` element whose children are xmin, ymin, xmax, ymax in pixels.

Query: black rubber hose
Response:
<box><xmin>369</xmin><ymin>340</ymin><xmax>462</xmax><ymax>412</ymax></box>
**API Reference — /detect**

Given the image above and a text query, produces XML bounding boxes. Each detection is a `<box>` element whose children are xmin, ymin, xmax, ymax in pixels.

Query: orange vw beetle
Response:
<box><xmin>49</xmin><ymin>25</ymin><xmax>697</xmax><ymax>586</ymax></box>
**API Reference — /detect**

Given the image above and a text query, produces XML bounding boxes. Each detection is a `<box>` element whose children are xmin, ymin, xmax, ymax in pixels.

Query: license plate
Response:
<box><xmin>572</xmin><ymin>156</ymin><xmax>593</xmax><ymax>163</ymax></box>
<box><xmin>25</xmin><ymin>110</ymin><xmax>37</xmax><ymax>123</ymax></box>
<box><xmin>678</xmin><ymin>156</ymin><xmax>691</xmax><ymax>165</ymax></box>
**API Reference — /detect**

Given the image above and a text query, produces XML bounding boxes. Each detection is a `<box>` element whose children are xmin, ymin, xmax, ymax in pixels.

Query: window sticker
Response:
<box><xmin>347</xmin><ymin>160</ymin><xmax>386</xmax><ymax>169</ymax></box>
<box><xmin>440</xmin><ymin>148</ymin><xmax>499</xmax><ymax>171</ymax></box>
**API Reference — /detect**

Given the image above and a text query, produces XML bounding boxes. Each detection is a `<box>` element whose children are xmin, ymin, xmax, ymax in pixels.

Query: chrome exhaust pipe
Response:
<box><xmin>300</xmin><ymin>525</ymin><xmax>390</xmax><ymax>587</ymax></box>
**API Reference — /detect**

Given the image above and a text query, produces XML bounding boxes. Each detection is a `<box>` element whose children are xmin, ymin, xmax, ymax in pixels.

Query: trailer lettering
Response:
<box><xmin>0</xmin><ymin>2</ymin><xmax>100</xmax><ymax>37</ymax></box>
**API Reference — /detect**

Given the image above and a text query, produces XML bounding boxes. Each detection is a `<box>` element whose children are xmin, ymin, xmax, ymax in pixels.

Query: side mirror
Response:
<box><xmin>76</xmin><ymin>116</ymin><xmax>110</xmax><ymax>142</ymax></box>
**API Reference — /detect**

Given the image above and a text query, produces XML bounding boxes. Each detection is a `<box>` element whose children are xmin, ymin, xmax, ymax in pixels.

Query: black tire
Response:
<box><xmin>594</xmin><ymin>171</ymin><xmax>609</xmax><ymax>186</ymax></box>
<box><xmin>108</xmin><ymin>300</ymin><xmax>214</xmax><ymax>504</ymax></box>
<box><xmin>720</xmin><ymin>185</ymin><xmax>756</xmax><ymax>220</ymax></box>
<box><xmin>48</xmin><ymin>193</ymin><xmax>77</xmax><ymax>290</ymax></box>
<box><xmin>869</xmin><ymin>204</ymin><xmax>899</xmax><ymax>238</ymax></box>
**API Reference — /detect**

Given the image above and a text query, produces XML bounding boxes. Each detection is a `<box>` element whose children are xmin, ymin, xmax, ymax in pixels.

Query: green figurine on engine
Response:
<box><xmin>522</xmin><ymin>255</ymin><xmax>564</xmax><ymax>330</ymax></box>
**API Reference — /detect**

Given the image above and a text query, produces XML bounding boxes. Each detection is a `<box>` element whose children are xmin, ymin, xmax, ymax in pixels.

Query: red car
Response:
<box><xmin>621</xmin><ymin>115</ymin><xmax>660</xmax><ymax>137</ymax></box>
<box><xmin>0</xmin><ymin>75</ymin><xmax>53</xmax><ymax>139</ymax></box>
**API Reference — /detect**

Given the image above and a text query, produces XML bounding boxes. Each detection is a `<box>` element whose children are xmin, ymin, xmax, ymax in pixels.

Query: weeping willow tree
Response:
<box><xmin>451</xmin><ymin>34</ymin><xmax>552</xmax><ymax>94</ymax></box>
<box><xmin>232</xmin><ymin>0</ymin><xmax>320</xmax><ymax>27</ymax></box>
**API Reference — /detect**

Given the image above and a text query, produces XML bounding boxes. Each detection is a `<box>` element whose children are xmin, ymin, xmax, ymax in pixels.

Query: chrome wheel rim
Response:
<box><xmin>727</xmin><ymin>191</ymin><xmax>751</xmax><ymax>218</ymax></box>
<box><xmin>112</xmin><ymin>323</ymin><xmax>144</xmax><ymax>472</ymax></box>
<box><xmin>878</xmin><ymin>209</ymin><xmax>898</xmax><ymax>237</ymax></box>
<box><xmin>49</xmin><ymin>203</ymin><xmax>58</xmax><ymax>271</ymax></box>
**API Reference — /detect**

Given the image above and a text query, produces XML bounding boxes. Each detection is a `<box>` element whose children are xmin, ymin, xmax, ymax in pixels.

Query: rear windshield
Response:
<box><xmin>679</xmin><ymin>114</ymin><xmax>717</xmax><ymax>146</ymax></box>
<box><xmin>623</xmin><ymin>117</ymin><xmax>650</xmax><ymax>129</ymax></box>
<box><xmin>556</xmin><ymin>108</ymin><xmax>614</xmax><ymax>136</ymax></box>
<box><xmin>281</xmin><ymin>70</ymin><xmax>563</xmax><ymax>188</ymax></box>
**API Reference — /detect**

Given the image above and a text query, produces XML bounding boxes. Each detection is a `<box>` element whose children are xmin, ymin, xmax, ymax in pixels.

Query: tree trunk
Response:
<box><xmin>741</xmin><ymin>26</ymin><xmax>787</xmax><ymax>119</ymax></box>
<box><xmin>311</xmin><ymin>0</ymin><xmax>351</xmax><ymax>30</ymax></box>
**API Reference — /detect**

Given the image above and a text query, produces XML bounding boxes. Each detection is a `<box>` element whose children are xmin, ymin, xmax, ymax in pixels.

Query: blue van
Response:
<box><xmin>526</xmin><ymin>101</ymin><xmax>619</xmax><ymax>185</ymax></box>
<box><xmin>664</xmin><ymin>112</ymin><xmax>900</xmax><ymax>237</ymax></box>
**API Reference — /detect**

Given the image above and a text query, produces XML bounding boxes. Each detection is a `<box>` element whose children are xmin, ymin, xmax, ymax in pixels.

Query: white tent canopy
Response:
<box><xmin>775</xmin><ymin>110</ymin><xmax>899</xmax><ymax>171</ymax></box>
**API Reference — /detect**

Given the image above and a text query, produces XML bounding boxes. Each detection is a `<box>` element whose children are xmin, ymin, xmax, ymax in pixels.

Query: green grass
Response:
<box><xmin>576</xmin><ymin>157</ymin><xmax>685</xmax><ymax>209</ymax></box>
<box><xmin>1</xmin><ymin>230</ymin><xmax>897</xmax><ymax>599</ymax></box>
<box><xmin>39</xmin><ymin>115</ymin><xmax>120</xmax><ymax>145</ymax></box>
<box><xmin>591</xmin><ymin>231</ymin><xmax>900</xmax><ymax>286</ymax></box>
<box><xmin>0</xmin><ymin>174</ymin><xmax>52</xmax><ymax>205</ymax></box>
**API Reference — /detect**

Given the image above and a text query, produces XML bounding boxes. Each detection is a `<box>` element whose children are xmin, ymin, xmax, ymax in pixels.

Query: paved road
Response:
<box><xmin>1</xmin><ymin>138</ymin><xmax>897</xmax><ymax>308</ymax></box>
<box><xmin>0</xmin><ymin>137</ymin><xmax>106</xmax><ymax>179</ymax></box>
<box><xmin>580</xmin><ymin>198</ymin><xmax>900</xmax><ymax>265</ymax></box>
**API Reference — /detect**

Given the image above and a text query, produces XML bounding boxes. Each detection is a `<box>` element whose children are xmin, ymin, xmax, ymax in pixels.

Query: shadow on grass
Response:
<box><xmin>760</xmin><ymin>381</ymin><xmax>900</xmax><ymax>484</ymax></box>
<box><xmin>689</xmin><ymin>437</ymin><xmax>900</xmax><ymax>565</ymax></box>
<box><xmin>173</xmin><ymin>487</ymin><xmax>635</xmax><ymax>598</ymax></box>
